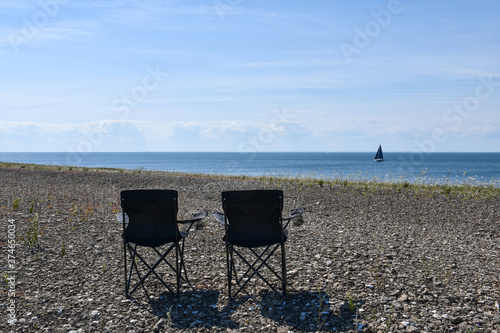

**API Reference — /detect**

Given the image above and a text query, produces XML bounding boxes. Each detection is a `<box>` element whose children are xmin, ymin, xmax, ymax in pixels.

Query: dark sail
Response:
<box><xmin>374</xmin><ymin>145</ymin><xmax>384</xmax><ymax>161</ymax></box>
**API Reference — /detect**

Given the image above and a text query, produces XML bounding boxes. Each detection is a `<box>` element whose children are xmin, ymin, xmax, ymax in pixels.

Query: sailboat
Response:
<box><xmin>374</xmin><ymin>144</ymin><xmax>385</xmax><ymax>162</ymax></box>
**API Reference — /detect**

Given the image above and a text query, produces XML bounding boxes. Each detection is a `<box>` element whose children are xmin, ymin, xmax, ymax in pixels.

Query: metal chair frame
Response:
<box><xmin>120</xmin><ymin>189</ymin><xmax>203</xmax><ymax>299</ymax></box>
<box><xmin>217</xmin><ymin>190</ymin><xmax>304</xmax><ymax>299</ymax></box>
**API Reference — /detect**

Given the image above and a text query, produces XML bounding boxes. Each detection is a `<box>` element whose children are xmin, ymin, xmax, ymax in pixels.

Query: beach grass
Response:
<box><xmin>1</xmin><ymin>160</ymin><xmax>498</xmax><ymax>200</ymax></box>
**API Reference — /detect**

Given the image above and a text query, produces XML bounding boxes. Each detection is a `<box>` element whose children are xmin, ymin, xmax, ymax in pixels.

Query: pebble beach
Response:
<box><xmin>1</xmin><ymin>165</ymin><xmax>499</xmax><ymax>332</ymax></box>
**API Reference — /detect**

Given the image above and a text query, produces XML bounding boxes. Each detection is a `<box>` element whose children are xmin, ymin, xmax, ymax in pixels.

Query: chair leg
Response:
<box><xmin>178</xmin><ymin>238</ymin><xmax>193</xmax><ymax>290</ymax></box>
<box><xmin>175</xmin><ymin>242</ymin><xmax>180</xmax><ymax>295</ymax></box>
<box><xmin>229</xmin><ymin>244</ymin><xmax>287</xmax><ymax>299</ymax></box>
<box><xmin>127</xmin><ymin>244</ymin><xmax>141</xmax><ymax>296</ymax></box>
<box><xmin>233</xmin><ymin>246</ymin><xmax>279</xmax><ymax>296</ymax></box>
<box><xmin>281</xmin><ymin>242</ymin><xmax>287</xmax><ymax>297</ymax></box>
<box><xmin>127</xmin><ymin>244</ymin><xmax>178</xmax><ymax>296</ymax></box>
<box><xmin>230</xmin><ymin>249</ymin><xmax>238</xmax><ymax>283</ymax></box>
<box><xmin>128</xmin><ymin>244</ymin><xmax>149</xmax><ymax>296</ymax></box>
<box><xmin>123</xmin><ymin>240</ymin><xmax>128</xmax><ymax>297</ymax></box>
<box><xmin>226</xmin><ymin>243</ymin><xmax>232</xmax><ymax>298</ymax></box>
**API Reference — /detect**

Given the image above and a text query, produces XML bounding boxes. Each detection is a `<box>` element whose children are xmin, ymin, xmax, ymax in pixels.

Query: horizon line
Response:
<box><xmin>1</xmin><ymin>151</ymin><xmax>500</xmax><ymax>154</ymax></box>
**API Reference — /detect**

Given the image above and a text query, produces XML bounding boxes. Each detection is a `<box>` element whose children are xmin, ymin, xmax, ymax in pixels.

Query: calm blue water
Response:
<box><xmin>1</xmin><ymin>152</ymin><xmax>499</xmax><ymax>186</ymax></box>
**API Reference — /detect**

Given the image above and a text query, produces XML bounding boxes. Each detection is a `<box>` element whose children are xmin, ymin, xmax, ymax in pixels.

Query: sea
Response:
<box><xmin>1</xmin><ymin>152</ymin><xmax>499</xmax><ymax>186</ymax></box>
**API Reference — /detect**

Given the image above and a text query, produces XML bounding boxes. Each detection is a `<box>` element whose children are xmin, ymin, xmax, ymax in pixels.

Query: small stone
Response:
<box><xmin>392</xmin><ymin>301</ymin><xmax>403</xmax><ymax>310</ymax></box>
<box><xmin>422</xmin><ymin>295</ymin><xmax>433</xmax><ymax>302</ymax></box>
<box><xmin>154</xmin><ymin>318</ymin><xmax>166</xmax><ymax>331</ymax></box>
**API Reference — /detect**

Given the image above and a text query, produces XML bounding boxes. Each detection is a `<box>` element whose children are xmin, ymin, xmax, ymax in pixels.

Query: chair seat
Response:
<box><xmin>124</xmin><ymin>231</ymin><xmax>188</xmax><ymax>247</ymax></box>
<box><xmin>224</xmin><ymin>230</ymin><xmax>288</xmax><ymax>248</ymax></box>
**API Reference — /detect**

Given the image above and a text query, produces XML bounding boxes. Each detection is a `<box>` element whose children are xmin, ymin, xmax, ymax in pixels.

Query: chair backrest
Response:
<box><xmin>222</xmin><ymin>190</ymin><xmax>284</xmax><ymax>246</ymax></box>
<box><xmin>121</xmin><ymin>190</ymin><xmax>179</xmax><ymax>244</ymax></box>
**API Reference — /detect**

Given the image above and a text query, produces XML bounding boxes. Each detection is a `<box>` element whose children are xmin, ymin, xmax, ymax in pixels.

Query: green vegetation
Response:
<box><xmin>3</xmin><ymin>273</ymin><xmax>9</xmax><ymax>290</ymax></box>
<box><xmin>316</xmin><ymin>282</ymin><xmax>329</xmax><ymax>330</ymax></box>
<box><xmin>346</xmin><ymin>293</ymin><xmax>357</xmax><ymax>314</ymax></box>
<box><xmin>29</xmin><ymin>201</ymin><xmax>35</xmax><ymax>214</ymax></box>
<box><xmin>12</xmin><ymin>197</ymin><xmax>21</xmax><ymax>210</ymax></box>
<box><xmin>23</xmin><ymin>213</ymin><xmax>40</xmax><ymax>251</ymax></box>
<box><xmin>254</xmin><ymin>173</ymin><xmax>500</xmax><ymax>200</ymax></box>
<box><xmin>1</xmin><ymin>161</ymin><xmax>498</xmax><ymax>200</ymax></box>
<box><xmin>60</xmin><ymin>243</ymin><xmax>66</xmax><ymax>258</ymax></box>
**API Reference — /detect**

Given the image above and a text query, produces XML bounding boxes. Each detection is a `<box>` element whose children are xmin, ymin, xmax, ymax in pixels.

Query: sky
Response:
<box><xmin>1</xmin><ymin>0</ymin><xmax>499</xmax><ymax>153</ymax></box>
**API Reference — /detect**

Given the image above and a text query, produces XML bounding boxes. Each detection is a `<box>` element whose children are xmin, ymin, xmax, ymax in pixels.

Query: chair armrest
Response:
<box><xmin>287</xmin><ymin>207</ymin><xmax>306</xmax><ymax>219</ymax></box>
<box><xmin>211</xmin><ymin>211</ymin><xmax>227</xmax><ymax>225</ymax></box>
<box><xmin>178</xmin><ymin>212</ymin><xmax>207</xmax><ymax>224</ymax></box>
<box><xmin>282</xmin><ymin>207</ymin><xmax>305</xmax><ymax>229</ymax></box>
<box><xmin>178</xmin><ymin>212</ymin><xmax>207</xmax><ymax>233</ymax></box>
<box><xmin>116</xmin><ymin>212</ymin><xmax>129</xmax><ymax>224</ymax></box>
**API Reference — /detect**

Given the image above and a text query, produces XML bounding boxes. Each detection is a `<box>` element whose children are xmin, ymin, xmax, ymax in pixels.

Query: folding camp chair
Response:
<box><xmin>212</xmin><ymin>190</ymin><xmax>305</xmax><ymax>299</ymax></box>
<box><xmin>120</xmin><ymin>189</ymin><xmax>205</xmax><ymax>298</ymax></box>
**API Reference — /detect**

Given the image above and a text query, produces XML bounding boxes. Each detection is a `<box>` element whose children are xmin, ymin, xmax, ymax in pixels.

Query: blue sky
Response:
<box><xmin>1</xmin><ymin>0</ymin><xmax>499</xmax><ymax>152</ymax></box>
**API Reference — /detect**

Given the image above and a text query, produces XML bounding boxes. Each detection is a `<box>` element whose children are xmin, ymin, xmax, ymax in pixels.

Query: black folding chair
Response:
<box><xmin>212</xmin><ymin>190</ymin><xmax>305</xmax><ymax>299</ymax></box>
<box><xmin>120</xmin><ymin>189</ymin><xmax>205</xmax><ymax>298</ymax></box>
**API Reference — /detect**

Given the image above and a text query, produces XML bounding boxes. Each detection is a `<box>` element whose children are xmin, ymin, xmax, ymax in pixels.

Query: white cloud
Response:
<box><xmin>0</xmin><ymin>121</ymin><xmax>75</xmax><ymax>133</ymax></box>
<box><xmin>1</xmin><ymin>117</ymin><xmax>498</xmax><ymax>152</ymax></box>
<box><xmin>0</xmin><ymin>119</ymin><xmax>294</xmax><ymax>151</ymax></box>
